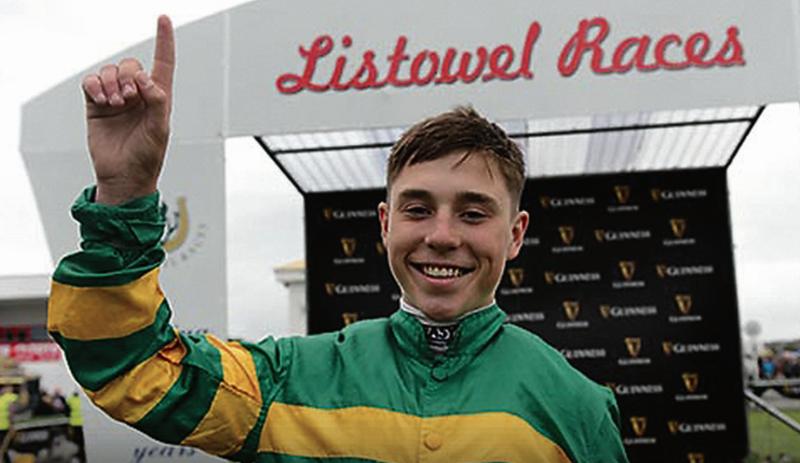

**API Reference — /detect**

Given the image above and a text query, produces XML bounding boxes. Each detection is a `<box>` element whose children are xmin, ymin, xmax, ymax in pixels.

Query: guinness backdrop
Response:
<box><xmin>305</xmin><ymin>167</ymin><xmax>745</xmax><ymax>463</ymax></box>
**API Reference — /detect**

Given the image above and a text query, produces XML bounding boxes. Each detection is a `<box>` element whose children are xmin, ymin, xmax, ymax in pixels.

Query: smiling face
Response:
<box><xmin>379</xmin><ymin>150</ymin><xmax>529</xmax><ymax>321</ymax></box>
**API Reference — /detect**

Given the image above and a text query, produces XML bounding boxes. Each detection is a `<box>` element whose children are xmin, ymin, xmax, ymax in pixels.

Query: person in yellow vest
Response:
<box><xmin>65</xmin><ymin>391</ymin><xmax>85</xmax><ymax>462</ymax></box>
<box><xmin>0</xmin><ymin>385</ymin><xmax>20</xmax><ymax>458</ymax></box>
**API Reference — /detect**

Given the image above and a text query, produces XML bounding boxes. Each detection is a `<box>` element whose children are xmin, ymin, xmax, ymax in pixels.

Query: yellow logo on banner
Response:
<box><xmin>650</xmin><ymin>188</ymin><xmax>661</xmax><ymax>202</ymax></box>
<box><xmin>544</xmin><ymin>272</ymin><xmax>555</xmax><ymax>285</ymax></box>
<box><xmin>656</xmin><ymin>264</ymin><xmax>668</xmax><ymax>278</ymax></box>
<box><xmin>163</xmin><ymin>197</ymin><xmax>189</xmax><ymax>252</ymax></box>
<box><xmin>599</xmin><ymin>305</ymin><xmax>611</xmax><ymax>319</ymax></box>
<box><xmin>558</xmin><ymin>226</ymin><xmax>575</xmax><ymax>245</ymax></box>
<box><xmin>630</xmin><ymin>416</ymin><xmax>647</xmax><ymax>437</ymax></box>
<box><xmin>325</xmin><ymin>283</ymin><xmax>336</xmax><ymax>296</ymax></box>
<box><xmin>687</xmin><ymin>453</ymin><xmax>705</xmax><ymax>463</ymax></box>
<box><xmin>323</xmin><ymin>208</ymin><xmax>333</xmax><ymax>220</ymax></box>
<box><xmin>605</xmin><ymin>382</ymin><xmax>617</xmax><ymax>392</ymax></box>
<box><xmin>625</xmin><ymin>337</ymin><xmax>642</xmax><ymax>358</ymax></box>
<box><xmin>594</xmin><ymin>229</ymin><xmax>605</xmax><ymax>242</ymax></box>
<box><xmin>508</xmin><ymin>268</ymin><xmax>525</xmax><ymax>287</ymax></box>
<box><xmin>675</xmin><ymin>294</ymin><xmax>693</xmax><ymax>315</ymax></box>
<box><xmin>340</xmin><ymin>238</ymin><xmax>357</xmax><ymax>257</ymax></box>
<box><xmin>539</xmin><ymin>196</ymin><xmax>551</xmax><ymax>208</ymax></box>
<box><xmin>668</xmin><ymin>420</ymin><xmax>680</xmax><ymax>435</ymax></box>
<box><xmin>619</xmin><ymin>261</ymin><xmax>636</xmax><ymax>281</ymax></box>
<box><xmin>375</xmin><ymin>241</ymin><xmax>386</xmax><ymax>255</ymax></box>
<box><xmin>662</xmin><ymin>341</ymin><xmax>673</xmax><ymax>356</ymax></box>
<box><xmin>670</xmin><ymin>218</ymin><xmax>688</xmax><ymax>238</ymax></box>
<box><xmin>341</xmin><ymin>312</ymin><xmax>359</xmax><ymax>326</ymax></box>
<box><xmin>563</xmin><ymin>300</ymin><xmax>580</xmax><ymax>321</ymax></box>
<box><xmin>614</xmin><ymin>185</ymin><xmax>631</xmax><ymax>204</ymax></box>
<box><xmin>682</xmin><ymin>372</ymin><xmax>700</xmax><ymax>393</ymax></box>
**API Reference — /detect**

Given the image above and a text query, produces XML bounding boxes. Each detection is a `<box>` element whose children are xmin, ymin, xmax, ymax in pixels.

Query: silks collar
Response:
<box><xmin>389</xmin><ymin>303</ymin><xmax>507</xmax><ymax>363</ymax></box>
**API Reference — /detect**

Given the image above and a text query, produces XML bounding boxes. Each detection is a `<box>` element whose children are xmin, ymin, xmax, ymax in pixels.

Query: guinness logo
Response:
<box><xmin>325</xmin><ymin>283</ymin><xmax>336</xmax><ymax>296</ymax></box>
<box><xmin>670</xmin><ymin>218</ymin><xmax>687</xmax><ymax>238</ymax></box>
<box><xmin>340</xmin><ymin>238</ymin><xmax>357</xmax><ymax>257</ymax></box>
<box><xmin>341</xmin><ymin>312</ymin><xmax>359</xmax><ymax>326</ymax></box>
<box><xmin>656</xmin><ymin>264</ymin><xmax>667</xmax><ymax>278</ymax></box>
<box><xmin>508</xmin><ymin>268</ymin><xmax>525</xmax><ymax>287</ymax></box>
<box><xmin>650</xmin><ymin>188</ymin><xmax>661</xmax><ymax>202</ymax></box>
<box><xmin>323</xmin><ymin>208</ymin><xmax>333</xmax><ymax>220</ymax></box>
<box><xmin>614</xmin><ymin>185</ymin><xmax>631</xmax><ymax>204</ymax></box>
<box><xmin>544</xmin><ymin>271</ymin><xmax>555</xmax><ymax>285</ymax></box>
<box><xmin>599</xmin><ymin>305</ymin><xmax>611</xmax><ymax>319</ymax></box>
<box><xmin>605</xmin><ymin>382</ymin><xmax>616</xmax><ymax>391</ymax></box>
<box><xmin>668</xmin><ymin>420</ymin><xmax>680</xmax><ymax>435</ymax></box>
<box><xmin>675</xmin><ymin>294</ymin><xmax>692</xmax><ymax>315</ymax></box>
<box><xmin>682</xmin><ymin>372</ymin><xmax>699</xmax><ymax>393</ymax></box>
<box><xmin>539</xmin><ymin>196</ymin><xmax>551</xmax><ymax>208</ymax></box>
<box><xmin>594</xmin><ymin>229</ymin><xmax>605</xmax><ymax>242</ymax></box>
<box><xmin>558</xmin><ymin>226</ymin><xmax>575</xmax><ymax>245</ymax></box>
<box><xmin>630</xmin><ymin>416</ymin><xmax>647</xmax><ymax>437</ymax></box>
<box><xmin>687</xmin><ymin>453</ymin><xmax>705</xmax><ymax>463</ymax></box>
<box><xmin>618</xmin><ymin>261</ymin><xmax>636</xmax><ymax>281</ymax></box>
<box><xmin>375</xmin><ymin>241</ymin><xmax>386</xmax><ymax>255</ymax></box>
<box><xmin>563</xmin><ymin>300</ymin><xmax>580</xmax><ymax>321</ymax></box>
<box><xmin>662</xmin><ymin>341</ymin><xmax>673</xmax><ymax>355</ymax></box>
<box><xmin>625</xmin><ymin>337</ymin><xmax>642</xmax><ymax>358</ymax></box>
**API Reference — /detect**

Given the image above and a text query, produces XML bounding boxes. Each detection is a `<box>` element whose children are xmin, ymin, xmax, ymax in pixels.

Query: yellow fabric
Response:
<box><xmin>259</xmin><ymin>403</ymin><xmax>571</xmax><ymax>463</ymax></box>
<box><xmin>48</xmin><ymin>268</ymin><xmax>164</xmax><ymax>340</ymax></box>
<box><xmin>0</xmin><ymin>392</ymin><xmax>19</xmax><ymax>430</ymax></box>
<box><xmin>66</xmin><ymin>394</ymin><xmax>83</xmax><ymax>426</ymax></box>
<box><xmin>86</xmin><ymin>335</ymin><xmax>185</xmax><ymax>424</ymax></box>
<box><xmin>180</xmin><ymin>336</ymin><xmax>263</xmax><ymax>456</ymax></box>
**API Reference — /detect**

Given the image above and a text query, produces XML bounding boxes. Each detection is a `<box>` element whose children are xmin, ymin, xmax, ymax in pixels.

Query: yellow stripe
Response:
<box><xmin>86</xmin><ymin>334</ymin><xmax>185</xmax><ymax>424</ymax></box>
<box><xmin>259</xmin><ymin>404</ymin><xmax>571</xmax><ymax>463</ymax></box>
<box><xmin>48</xmin><ymin>268</ymin><xmax>164</xmax><ymax>340</ymax></box>
<box><xmin>180</xmin><ymin>336</ymin><xmax>262</xmax><ymax>456</ymax></box>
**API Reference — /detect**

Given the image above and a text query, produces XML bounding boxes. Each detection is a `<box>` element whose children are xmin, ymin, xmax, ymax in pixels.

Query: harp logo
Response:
<box><xmin>508</xmin><ymin>268</ymin><xmax>525</xmax><ymax>287</ymax></box>
<box><xmin>341</xmin><ymin>312</ymin><xmax>359</xmax><ymax>326</ymax></box>
<box><xmin>563</xmin><ymin>300</ymin><xmax>580</xmax><ymax>321</ymax></box>
<box><xmin>682</xmin><ymin>373</ymin><xmax>700</xmax><ymax>393</ymax></box>
<box><xmin>625</xmin><ymin>337</ymin><xmax>642</xmax><ymax>358</ymax></box>
<box><xmin>340</xmin><ymin>238</ymin><xmax>357</xmax><ymax>257</ymax></box>
<box><xmin>558</xmin><ymin>226</ymin><xmax>575</xmax><ymax>245</ymax></box>
<box><xmin>630</xmin><ymin>416</ymin><xmax>647</xmax><ymax>437</ymax></box>
<box><xmin>670</xmin><ymin>218</ymin><xmax>687</xmax><ymax>238</ymax></box>
<box><xmin>614</xmin><ymin>185</ymin><xmax>631</xmax><ymax>204</ymax></box>
<box><xmin>619</xmin><ymin>261</ymin><xmax>636</xmax><ymax>281</ymax></box>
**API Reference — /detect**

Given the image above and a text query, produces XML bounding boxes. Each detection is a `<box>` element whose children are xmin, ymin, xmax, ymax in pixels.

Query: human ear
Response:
<box><xmin>378</xmin><ymin>202</ymin><xmax>390</xmax><ymax>245</ymax></box>
<box><xmin>507</xmin><ymin>210</ymin><xmax>529</xmax><ymax>260</ymax></box>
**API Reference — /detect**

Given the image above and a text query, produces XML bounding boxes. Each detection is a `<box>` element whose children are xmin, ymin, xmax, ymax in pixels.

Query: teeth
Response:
<box><xmin>422</xmin><ymin>265</ymin><xmax>463</xmax><ymax>278</ymax></box>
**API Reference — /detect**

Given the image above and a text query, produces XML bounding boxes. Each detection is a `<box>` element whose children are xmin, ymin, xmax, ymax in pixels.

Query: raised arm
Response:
<box><xmin>48</xmin><ymin>17</ymin><xmax>291</xmax><ymax>461</ymax></box>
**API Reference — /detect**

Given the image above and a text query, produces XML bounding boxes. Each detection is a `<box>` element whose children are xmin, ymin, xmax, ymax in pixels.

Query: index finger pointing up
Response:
<box><xmin>151</xmin><ymin>15</ymin><xmax>175</xmax><ymax>94</ymax></box>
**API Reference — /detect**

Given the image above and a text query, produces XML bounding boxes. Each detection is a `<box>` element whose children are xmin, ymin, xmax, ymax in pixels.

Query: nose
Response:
<box><xmin>424</xmin><ymin>214</ymin><xmax>461</xmax><ymax>251</ymax></box>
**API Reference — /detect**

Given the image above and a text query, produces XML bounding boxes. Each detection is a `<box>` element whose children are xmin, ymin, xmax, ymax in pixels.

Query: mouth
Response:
<box><xmin>410</xmin><ymin>262</ymin><xmax>475</xmax><ymax>280</ymax></box>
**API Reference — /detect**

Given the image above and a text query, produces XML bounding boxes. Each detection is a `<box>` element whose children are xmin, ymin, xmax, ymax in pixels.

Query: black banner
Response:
<box><xmin>305</xmin><ymin>168</ymin><xmax>746</xmax><ymax>463</ymax></box>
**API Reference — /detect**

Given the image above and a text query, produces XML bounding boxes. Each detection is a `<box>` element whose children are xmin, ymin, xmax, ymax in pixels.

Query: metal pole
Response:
<box><xmin>744</xmin><ymin>388</ymin><xmax>800</xmax><ymax>434</ymax></box>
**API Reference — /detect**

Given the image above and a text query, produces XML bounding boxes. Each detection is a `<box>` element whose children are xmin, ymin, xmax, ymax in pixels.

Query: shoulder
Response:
<box><xmin>286</xmin><ymin>317</ymin><xmax>393</xmax><ymax>358</ymax></box>
<box><xmin>493</xmin><ymin>323</ymin><xmax>614</xmax><ymax>410</ymax></box>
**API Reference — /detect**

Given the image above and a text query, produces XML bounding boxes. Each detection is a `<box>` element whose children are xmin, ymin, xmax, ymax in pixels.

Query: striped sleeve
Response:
<box><xmin>48</xmin><ymin>186</ymin><xmax>290</xmax><ymax>461</ymax></box>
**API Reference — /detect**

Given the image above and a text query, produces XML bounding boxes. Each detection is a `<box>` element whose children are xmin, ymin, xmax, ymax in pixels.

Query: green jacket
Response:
<box><xmin>48</xmin><ymin>187</ymin><xmax>628</xmax><ymax>463</ymax></box>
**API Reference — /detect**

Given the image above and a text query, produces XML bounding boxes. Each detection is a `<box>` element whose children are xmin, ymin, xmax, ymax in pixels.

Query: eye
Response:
<box><xmin>461</xmin><ymin>209</ymin><xmax>488</xmax><ymax>222</ymax></box>
<box><xmin>402</xmin><ymin>205</ymin><xmax>431</xmax><ymax>219</ymax></box>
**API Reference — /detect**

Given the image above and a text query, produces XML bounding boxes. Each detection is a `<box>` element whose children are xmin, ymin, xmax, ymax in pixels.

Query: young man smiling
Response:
<box><xmin>48</xmin><ymin>16</ymin><xmax>628</xmax><ymax>463</ymax></box>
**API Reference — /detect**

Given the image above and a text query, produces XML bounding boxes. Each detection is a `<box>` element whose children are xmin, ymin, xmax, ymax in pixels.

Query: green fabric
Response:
<box><xmin>51</xmin><ymin>186</ymin><xmax>628</xmax><ymax>463</ymax></box>
<box><xmin>134</xmin><ymin>332</ymin><xmax>223</xmax><ymax>444</ymax></box>
<box><xmin>53</xmin><ymin>186</ymin><xmax>165</xmax><ymax>287</ymax></box>
<box><xmin>51</xmin><ymin>300</ymin><xmax>176</xmax><ymax>392</ymax></box>
<box><xmin>273</xmin><ymin>308</ymin><xmax>628</xmax><ymax>463</ymax></box>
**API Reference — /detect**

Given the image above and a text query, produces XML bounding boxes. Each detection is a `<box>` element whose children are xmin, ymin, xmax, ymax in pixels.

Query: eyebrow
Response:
<box><xmin>395</xmin><ymin>189</ymin><xmax>500</xmax><ymax>211</ymax></box>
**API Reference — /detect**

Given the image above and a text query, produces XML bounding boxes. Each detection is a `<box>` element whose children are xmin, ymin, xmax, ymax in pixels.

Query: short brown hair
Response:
<box><xmin>387</xmin><ymin>106</ymin><xmax>525</xmax><ymax>208</ymax></box>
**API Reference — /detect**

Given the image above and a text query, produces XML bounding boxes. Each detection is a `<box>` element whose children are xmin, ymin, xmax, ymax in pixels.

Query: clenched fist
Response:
<box><xmin>82</xmin><ymin>15</ymin><xmax>175</xmax><ymax>205</ymax></box>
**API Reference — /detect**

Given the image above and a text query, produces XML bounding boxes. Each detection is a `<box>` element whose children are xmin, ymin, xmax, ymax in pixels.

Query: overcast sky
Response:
<box><xmin>1</xmin><ymin>1</ymin><xmax>798</xmax><ymax>342</ymax></box>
